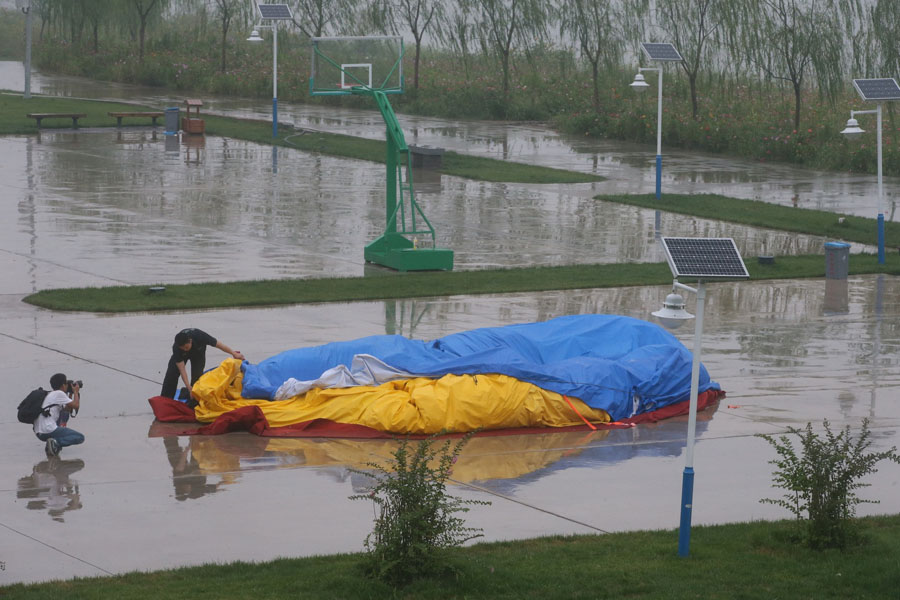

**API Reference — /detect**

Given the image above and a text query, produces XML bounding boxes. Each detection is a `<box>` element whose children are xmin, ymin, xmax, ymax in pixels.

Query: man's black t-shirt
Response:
<box><xmin>170</xmin><ymin>328</ymin><xmax>217</xmax><ymax>365</ymax></box>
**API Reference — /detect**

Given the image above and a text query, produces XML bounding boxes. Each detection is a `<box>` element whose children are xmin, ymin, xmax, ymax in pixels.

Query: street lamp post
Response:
<box><xmin>247</xmin><ymin>24</ymin><xmax>278</xmax><ymax>138</ymax></box>
<box><xmin>841</xmin><ymin>107</ymin><xmax>885</xmax><ymax>263</ymax></box>
<box><xmin>16</xmin><ymin>0</ymin><xmax>32</xmax><ymax>99</ymax></box>
<box><xmin>654</xmin><ymin>236</ymin><xmax>749</xmax><ymax>557</ymax></box>
<box><xmin>248</xmin><ymin>3</ymin><xmax>294</xmax><ymax>138</ymax></box>
<box><xmin>840</xmin><ymin>78</ymin><xmax>900</xmax><ymax>265</ymax></box>
<box><xmin>631</xmin><ymin>43</ymin><xmax>683</xmax><ymax>200</ymax></box>
<box><xmin>652</xmin><ymin>280</ymin><xmax>704</xmax><ymax>556</ymax></box>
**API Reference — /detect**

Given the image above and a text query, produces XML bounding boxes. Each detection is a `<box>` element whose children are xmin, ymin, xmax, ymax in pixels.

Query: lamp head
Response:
<box><xmin>630</xmin><ymin>72</ymin><xmax>650</xmax><ymax>93</ymax></box>
<box><xmin>247</xmin><ymin>29</ymin><xmax>263</xmax><ymax>42</ymax></box>
<box><xmin>840</xmin><ymin>117</ymin><xmax>865</xmax><ymax>141</ymax></box>
<box><xmin>652</xmin><ymin>292</ymin><xmax>694</xmax><ymax>330</ymax></box>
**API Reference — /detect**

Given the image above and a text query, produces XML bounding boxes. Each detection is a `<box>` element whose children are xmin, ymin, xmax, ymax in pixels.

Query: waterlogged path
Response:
<box><xmin>1</xmin><ymin>62</ymin><xmax>898</xmax><ymax>587</ymax></box>
<box><xmin>2</xmin><ymin>61</ymin><xmax>896</xmax><ymax>221</ymax></box>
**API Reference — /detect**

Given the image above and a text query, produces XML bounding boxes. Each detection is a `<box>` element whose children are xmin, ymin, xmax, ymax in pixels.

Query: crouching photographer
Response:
<box><xmin>34</xmin><ymin>373</ymin><xmax>85</xmax><ymax>458</ymax></box>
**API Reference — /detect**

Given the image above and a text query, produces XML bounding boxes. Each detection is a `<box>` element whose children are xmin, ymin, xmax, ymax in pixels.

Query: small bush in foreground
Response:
<box><xmin>758</xmin><ymin>418</ymin><xmax>900</xmax><ymax>550</ymax></box>
<box><xmin>349</xmin><ymin>433</ymin><xmax>490</xmax><ymax>586</ymax></box>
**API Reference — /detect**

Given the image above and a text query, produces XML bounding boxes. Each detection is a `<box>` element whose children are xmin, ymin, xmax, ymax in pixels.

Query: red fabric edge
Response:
<box><xmin>148</xmin><ymin>389</ymin><xmax>725</xmax><ymax>439</ymax></box>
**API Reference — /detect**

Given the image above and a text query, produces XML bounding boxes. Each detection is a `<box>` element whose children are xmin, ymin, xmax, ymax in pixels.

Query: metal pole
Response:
<box><xmin>876</xmin><ymin>103</ymin><xmax>885</xmax><ymax>264</ymax></box>
<box><xmin>677</xmin><ymin>280</ymin><xmax>705</xmax><ymax>557</ymax></box>
<box><xmin>656</xmin><ymin>66</ymin><xmax>663</xmax><ymax>200</ymax></box>
<box><xmin>24</xmin><ymin>4</ymin><xmax>32</xmax><ymax>99</ymax></box>
<box><xmin>272</xmin><ymin>24</ymin><xmax>278</xmax><ymax>138</ymax></box>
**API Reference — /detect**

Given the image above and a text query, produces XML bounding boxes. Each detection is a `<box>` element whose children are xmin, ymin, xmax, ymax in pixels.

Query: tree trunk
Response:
<box><xmin>793</xmin><ymin>80</ymin><xmax>802</xmax><ymax>130</ymax></box>
<box><xmin>139</xmin><ymin>19</ymin><xmax>146</xmax><ymax>63</ymax></box>
<box><xmin>591</xmin><ymin>60</ymin><xmax>599</xmax><ymax>112</ymax></box>
<box><xmin>690</xmin><ymin>73</ymin><xmax>699</xmax><ymax>120</ymax></box>
<box><xmin>221</xmin><ymin>21</ymin><xmax>229</xmax><ymax>72</ymax></box>
<box><xmin>414</xmin><ymin>40</ymin><xmax>421</xmax><ymax>90</ymax></box>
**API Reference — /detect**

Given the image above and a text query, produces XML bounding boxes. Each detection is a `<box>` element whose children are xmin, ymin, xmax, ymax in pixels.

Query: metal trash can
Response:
<box><xmin>164</xmin><ymin>107</ymin><xmax>179</xmax><ymax>135</ymax></box>
<box><xmin>824</xmin><ymin>241</ymin><xmax>850</xmax><ymax>280</ymax></box>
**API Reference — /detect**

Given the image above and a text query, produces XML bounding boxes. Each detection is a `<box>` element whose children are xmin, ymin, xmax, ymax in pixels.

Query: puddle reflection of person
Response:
<box><xmin>17</xmin><ymin>458</ymin><xmax>85</xmax><ymax>522</ymax></box>
<box><xmin>163</xmin><ymin>436</ymin><xmax>230</xmax><ymax>501</ymax></box>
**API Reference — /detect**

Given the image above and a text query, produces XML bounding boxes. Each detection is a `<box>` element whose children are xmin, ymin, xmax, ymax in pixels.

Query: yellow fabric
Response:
<box><xmin>192</xmin><ymin>359</ymin><xmax>611</xmax><ymax>434</ymax></box>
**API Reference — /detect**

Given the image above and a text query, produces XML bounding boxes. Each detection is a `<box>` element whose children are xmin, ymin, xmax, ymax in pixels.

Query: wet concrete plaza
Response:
<box><xmin>1</xmin><ymin>65</ymin><xmax>899</xmax><ymax>585</ymax></box>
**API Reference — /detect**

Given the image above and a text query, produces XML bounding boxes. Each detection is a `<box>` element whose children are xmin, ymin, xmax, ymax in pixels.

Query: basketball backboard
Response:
<box><xmin>310</xmin><ymin>36</ymin><xmax>404</xmax><ymax>95</ymax></box>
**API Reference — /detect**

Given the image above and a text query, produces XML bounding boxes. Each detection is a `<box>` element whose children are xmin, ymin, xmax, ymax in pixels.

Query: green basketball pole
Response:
<box><xmin>310</xmin><ymin>37</ymin><xmax>453</xmax><ymax>272</ymax></box>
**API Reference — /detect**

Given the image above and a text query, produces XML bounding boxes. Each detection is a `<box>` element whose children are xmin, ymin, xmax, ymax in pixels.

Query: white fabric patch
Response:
<box><xmin>273</xmin><ymin>354</ymin><xmax>416</xmax><ymax>400</ymax></box>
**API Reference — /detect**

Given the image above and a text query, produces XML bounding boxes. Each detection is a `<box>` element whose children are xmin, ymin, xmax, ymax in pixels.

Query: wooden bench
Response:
<box><xmin>108</xmin><ymin>111</ymin><xmax>165</xmax><ymax>127</ymax></box>
<box><xmin>26</xmin><ymin>113</ymin><xmax>87</xmax><ymax>129</ymax></box>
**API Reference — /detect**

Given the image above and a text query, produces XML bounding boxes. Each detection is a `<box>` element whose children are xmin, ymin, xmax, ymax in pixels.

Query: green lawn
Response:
<box><xmin>2</xmin><ymin>516</ymin><xmax>899</xmax><ymax>599</ymax></box>
<box><xmin>23</xmin><ymin>253</ymin><xmax>900</xmax><ymax>314</ymax></box>
<box><xmin>598</xmin><ymin>193</ymin><xmax>900</xmax><ymax>249</ymax></box>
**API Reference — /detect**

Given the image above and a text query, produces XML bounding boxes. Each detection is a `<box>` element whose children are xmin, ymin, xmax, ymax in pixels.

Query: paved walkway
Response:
<box><xmin>0</xmin><ymin>74</ymin><xmax>898</xmax><ymax>586</ymax></box>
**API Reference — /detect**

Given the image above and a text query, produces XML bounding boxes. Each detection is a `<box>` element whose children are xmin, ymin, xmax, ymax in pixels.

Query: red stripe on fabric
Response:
<box><xmin>562</xmin><ymin>395</ymin><xmax>598</xmax><ymax>430</ymax></box>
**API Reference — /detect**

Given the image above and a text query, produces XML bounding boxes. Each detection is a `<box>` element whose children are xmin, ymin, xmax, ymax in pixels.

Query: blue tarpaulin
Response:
<box><xmin>240</xmin><ymin>314</ymin><xmax>717</xmax><ymax>422</ymax></box>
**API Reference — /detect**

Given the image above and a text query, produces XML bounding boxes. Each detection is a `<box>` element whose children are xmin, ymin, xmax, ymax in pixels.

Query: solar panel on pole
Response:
<box><xmin>852</xmin><ymin>78</ymin><xmax>900</xmax><ymax>102</ymax></box>
<box><xmin>640</xmin><ymin>43</ymin><xmax>683</xmax><ymax>62</ymax></box>
<box><xmin>660</xmin><ymin>237</ymin><xmax>749</xmax><ymax>279</ymax></box>
<box><xmin>257</xmin><ymin>3</ymin><xmax>293</xmax><ymax>20</ymax></box>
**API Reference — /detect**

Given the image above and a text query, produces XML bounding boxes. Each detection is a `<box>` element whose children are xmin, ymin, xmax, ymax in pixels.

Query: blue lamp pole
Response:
<box><xmin>247</xmin><ymin>24</ymin><xmax>278</xmax><ymax>138</ymax></box>
<box><xmin>652</xmin><ymin>279</ymin><xmax>705</xmax><ymax>556</ymax></box>
<box><xmin>841</xmin><ymin>106</ymin><xmax>886</xmax><ymax>264</ymax></box>
<box><xmin>631</xmin><ymin>43</ymin><xmax>682</xmax><ymax>200</ymax></box>
<box><xmin>631</xmin><ymin>66</ymin><xmax>664</xmax><ymax>198</ymax></box>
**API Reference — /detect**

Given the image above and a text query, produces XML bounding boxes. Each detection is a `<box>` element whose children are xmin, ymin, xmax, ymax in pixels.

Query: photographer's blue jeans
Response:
<box><xmin>37</xmin><ymin>427</ymin><xmax>85</xmax><ymax>448</ymax></box>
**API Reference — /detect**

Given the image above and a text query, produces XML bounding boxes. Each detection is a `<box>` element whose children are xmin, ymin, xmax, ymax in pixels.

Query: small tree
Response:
<box><xmin>758</xmin><ymin>418</ymin><xmax>900</xmax><ymax>550</ymax></box>
<box><xmin>349</xmin><ymin>433</ymin><xmax>489</xmax><ymax>586</ymax></box>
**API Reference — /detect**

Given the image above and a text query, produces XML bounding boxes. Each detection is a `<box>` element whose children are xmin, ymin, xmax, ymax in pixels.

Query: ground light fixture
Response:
<box><xmin>631</xmin><ymin>42</ymin><xmax>683</xmax><ymax>200</ymax></box>
<box><xmin>654</xmin><ymin>237</ymin><xmax>749</xmax><ymax>557</ymax></box>
<box><xmin>840</xmin><ymin>78</ymin><xmax>900</xmax><ymax>264</ymax></box>
<box><xmin>247</xmin><ymin>3</ymin><xmax>294</xmax><ymax>138</ymax></box>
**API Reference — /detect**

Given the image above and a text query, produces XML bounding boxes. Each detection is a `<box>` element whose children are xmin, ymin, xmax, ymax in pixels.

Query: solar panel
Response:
<box><xmin>852</xmin><ymin>78</ymin><xmax>900</xmax><ymax>102</ymax></box>
<box><xmin>640</xmin><ymin>43</ymin><xmax>683</xmax><ymax>62</ymax></box>
<box><xmin>257</xmin><ymin>3</ymin><xmax>293</xmax><ymax>20</ymax></box>
<box><xmin>660</xmin><ymin>237</ymin><xmax>749</xmax><ymax>279</ymax></box>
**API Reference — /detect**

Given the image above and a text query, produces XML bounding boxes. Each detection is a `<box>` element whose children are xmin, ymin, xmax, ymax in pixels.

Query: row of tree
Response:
<box><xmin>20</xmin><ymin>0</ymin><xmax>900</xmax><ymax>130</ymax></box>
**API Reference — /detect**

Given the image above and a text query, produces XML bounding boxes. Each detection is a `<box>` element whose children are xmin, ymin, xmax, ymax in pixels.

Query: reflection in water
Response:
<box><xmin>384</xmin><ymin>299</ymin><xmax>430</xmax><ymax>336</ymax></box>
<box><xmin>17</xmin><ymin>458</ymin><xmax>85</xmax><ymax>522</ymax></box>
<box><xmin>0</xmin><ymin>129</ymin><xmax>874</xmax><ymax>291</ymax></box>
<box><xmin>148</xmin><ymin>404</ymin><xmax>718</xmax><ymax>495</ymax></box>
<box><xmin>163</xmin><ymin>436</ymin><xmax>236</xmax><ymax>501</ymax></box>
<box><xmin>823</xmin><ymin>279</ymin><xmax>849</xmax><ymax>315</ymax></box>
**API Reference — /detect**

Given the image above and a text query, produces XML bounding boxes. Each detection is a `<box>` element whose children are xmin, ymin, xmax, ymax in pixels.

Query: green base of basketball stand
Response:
<box><xmin>365</xmin><ymin>233</ymin><xmax>454</xmax><ymax>272</ymax></box>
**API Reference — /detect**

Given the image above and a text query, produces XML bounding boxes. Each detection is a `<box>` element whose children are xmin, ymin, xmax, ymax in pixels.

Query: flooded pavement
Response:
<box><xmin>2</xmin><ymin>60</ymin><xmax>898</xmax><ymax>220</ymax></box>
<box><xmin>0</xmin><ymin>130</ymin><xmax>871</xmax><ymax>291</ymax></box>
<box><xmin>2</xmin><ymin>276</ymin><xmax>898</xmax><ymax>584</ymax></box>
<box><xmin>1</xmin><ymin>61</ymin><xmax>899</xmax><ymax>586</ymax></box>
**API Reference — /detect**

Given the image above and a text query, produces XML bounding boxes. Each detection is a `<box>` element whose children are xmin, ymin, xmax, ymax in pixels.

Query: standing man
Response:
<box><xmin>35</xmin><ymin>374</ymin><xmax>85</xmax><ymax>457</ymax></box>
<box><xmin>161</xmin><ymin>328</ymin><xmax>245</xmax><ymax>401</ymax></box>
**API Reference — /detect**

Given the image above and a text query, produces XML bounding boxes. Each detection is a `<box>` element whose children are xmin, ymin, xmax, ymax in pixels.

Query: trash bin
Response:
<box><xmin>164</xmin><ymin>107</ymin><xmax>179</xmax><ymax>135</ymax></box>
<box><xmin>824</xmin><ymin>241</ymin><xmax>850</xmax><ymax>280</ymax></box>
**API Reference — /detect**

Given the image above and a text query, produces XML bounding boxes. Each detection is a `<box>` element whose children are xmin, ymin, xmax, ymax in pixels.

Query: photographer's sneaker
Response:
<box><xmin>45</xmin><ymin>438</ymin><xmax>61</xmax><ymax>457</ymax></box>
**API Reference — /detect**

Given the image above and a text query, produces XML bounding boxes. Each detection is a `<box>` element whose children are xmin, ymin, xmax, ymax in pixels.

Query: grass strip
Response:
<box><xmin>597</xmin><ymin>193</ymin><xmax>900</xmax><ymax>248</ymax></box>
<box><xmin>23</xmin><ymin>253</ymin><xmax>900</xmax><ymax>313</ymax></box>
<box><xmin>0</xmin><ymin>92</ymin><xmax>600</xmax><ymax>184</ymax></box>
<box><xmin>3</xmin><ymin>516</ymin><xmax>900</xmax><ymax>599</ymax></box>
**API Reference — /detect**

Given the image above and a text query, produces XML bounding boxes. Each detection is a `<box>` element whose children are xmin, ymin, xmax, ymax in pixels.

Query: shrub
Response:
<box><xmin>758</xmin><ymin>418</ymin><xmax>900</xmax><ymax>550</ymax></box>
<box><xmin>349</xmin><ymin>433</ymin><xmax>490</xmax><ymax>586</ymax></box>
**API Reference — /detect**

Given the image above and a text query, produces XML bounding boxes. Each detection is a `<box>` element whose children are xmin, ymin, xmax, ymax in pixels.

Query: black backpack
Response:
<box><xmin>17</xmin><ymin>388</ymin><xmax>49</xmax><ymax>424</ymax></box>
